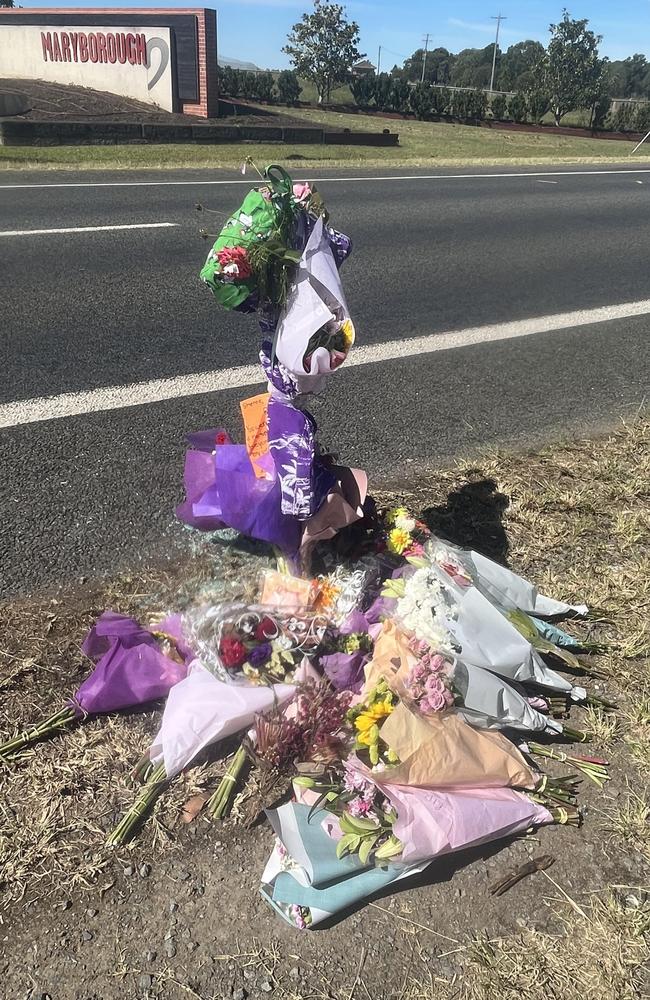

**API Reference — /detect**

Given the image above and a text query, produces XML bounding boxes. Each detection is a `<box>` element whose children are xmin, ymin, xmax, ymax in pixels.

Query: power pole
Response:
<box><xmin>489</xmin><ymin>13</ymin><xmax>506</xmax><ymax>92</ymax></box>
<box><xmin>421</xmin><ymin>33</ymin><xmax>431</xmax><ymax>83</ymax></box>
<box><xmin>377</xmin><ymin>44</ymin><xmax>381</xmax><ymax>75</ymax></box>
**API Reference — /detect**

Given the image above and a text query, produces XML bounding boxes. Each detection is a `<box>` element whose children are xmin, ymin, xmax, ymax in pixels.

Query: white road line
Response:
<box><xmin>2</xmin><ymin>298</ymin><xmax>649</xmax><ymax>430</ymax></box>
<box><xmin>1</xmin><ymin>168</ymin><xmax>650</xmax><ymax>190</ymax></box>
<box><xmin>0</xmin><ymin>222</ymin><xmax>178</xmax><ymax>236</ymax></box>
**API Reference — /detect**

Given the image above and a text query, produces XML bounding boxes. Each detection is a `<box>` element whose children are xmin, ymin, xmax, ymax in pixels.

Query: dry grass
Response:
<box><xmin>604</xmin><ymin>787</ymin><xmax>650</xmax><ymax>865</ymax></box>
<box><xmin>0</xmin><ymin>536</ymin><xmax>275</xmax><ymax>906</ymax></box>
<box><xmin>452</xmin><ymin>893</ymin><xmax>650</xmax><ymax>1000</ymax></box>
<box><xmin>0</xmin><ymin>417</ymin><xmax>649</xmax><ymax>999</ymax></box>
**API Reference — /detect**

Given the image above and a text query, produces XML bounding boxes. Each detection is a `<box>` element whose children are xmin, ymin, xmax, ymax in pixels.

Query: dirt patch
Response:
<box><xmin>0</xmin><ymin>419</ymin><xmax>648</xmax><ymax>1000</ymax></box>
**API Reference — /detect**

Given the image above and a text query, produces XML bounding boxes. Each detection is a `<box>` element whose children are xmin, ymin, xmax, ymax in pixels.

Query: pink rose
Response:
<box><xmin>421</xmin><ymin>676</ymin><xmax>447</xmax><ymax>712</ymax></box>
<box><xmin>293</xmin><ymin>182</ymin><xmax>311</xmax><ymax>202</ymax></box>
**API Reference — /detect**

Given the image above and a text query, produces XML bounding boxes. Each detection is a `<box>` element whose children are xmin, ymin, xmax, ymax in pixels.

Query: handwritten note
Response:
<box><xmin>240</xmin><ymin>392</ymin><xmax>270</xmax><ymax>478</ymax></box>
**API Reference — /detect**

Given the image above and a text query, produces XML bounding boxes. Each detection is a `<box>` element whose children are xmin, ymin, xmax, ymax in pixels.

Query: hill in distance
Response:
<box><xmin>219</xmin><ymin>56</ymin><xmax>262</xmax><ymax>71</ymax></box>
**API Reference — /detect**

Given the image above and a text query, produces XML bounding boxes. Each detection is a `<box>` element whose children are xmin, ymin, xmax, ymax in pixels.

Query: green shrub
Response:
<box><xmin>490</xmin><ymin>93</ymin><xmax>508</xmax><ymax>120</ymax></box>
<box><xmin>508</xmin><ymin>92</ymin><xmax>528</xmax><ymax>123</ymax></box>
<box><xmin>466</xmin><ymin>88</ymin><xmax>488</xmax><ymax>121</ymax></box>
<box><xmin>374</xmin><ymin>73</ymin><xmax>393</xmax><ymax>112</ymax></box>
<box><xmin>255</xmin><ymin>71</ymin><xmax>276</xmax><ymax>102</ymax></box>
<box><xmin>450</xmin><ymin>89</ymin><xmax>470</xmax><ymax>118</ymax></box>
<box><xmin>409</xmin><ymin>82</ymin><xmax>433</xmax><ymax>119</ymax></box>
<box><xmin>611</xmin><ymin>104</ymin><xmax>636</xmax><ymax>132</ymax></box>
<box><xmin>526</xmin><ymin>88</ymin><xmax>550</xmax><ymax>124</ymax></box>
<box><xmin>277</xmin><ymin>70</ymin><xmax>302</xmax><ymax>104</ymax></box>
<box><xmin>350</xmin><ymin>73</ymin><xmax>376</xmax><ymax>108</ymax></box>
<box><xmin>218</xmin><ymin>65</ymin><xmax>242</xmax><ymax>97</ymax></box>
<box><xmin>590</xmin><ymin>93</ymin><xmax>611</xmax><ymax>129</ymax></box>
<box><xmin>633</xmin><ymin>102</ymin><xmax>650</xmax><ymax>132</ymax></box>
<box><xmin>389</xmin><ymin>77</ymin><xmax>411</xmax><ymax>114</ymax></box>
<box><xmin>431</xmin><ymin>86</ymin><xmax>451</xmax><ymax>115</ymax></box>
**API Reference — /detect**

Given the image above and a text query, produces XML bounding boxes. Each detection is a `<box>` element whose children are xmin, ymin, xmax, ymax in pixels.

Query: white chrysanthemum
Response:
<box><xmin>396</xmin><ymin>567</ymin><xmax>455</xmax><ymax>649</ymax></box>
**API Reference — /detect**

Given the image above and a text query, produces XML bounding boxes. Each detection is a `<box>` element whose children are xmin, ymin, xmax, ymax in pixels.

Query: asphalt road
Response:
<box><xmin>1</xmin><ymin>164</ymin><xmax>649</xmax><ymax>594</ymax></box>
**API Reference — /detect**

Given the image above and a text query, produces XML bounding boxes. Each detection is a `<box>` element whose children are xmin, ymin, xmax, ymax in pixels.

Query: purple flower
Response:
<box><xmin>248</xmin><ymin>642</ymin><xmax>273</xmax><ymax>668</ymax></box>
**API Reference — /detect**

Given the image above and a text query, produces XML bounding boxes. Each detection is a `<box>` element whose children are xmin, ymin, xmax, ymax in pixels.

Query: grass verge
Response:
<box><xmin>2</xmin><ymin>110</ymin><xmax>650</xmax><ymax>170</ymax></box>
<box><xmin>0</xmin><ymin>416</ymin><xmax>648</xmax><ymax>999</ymax></box>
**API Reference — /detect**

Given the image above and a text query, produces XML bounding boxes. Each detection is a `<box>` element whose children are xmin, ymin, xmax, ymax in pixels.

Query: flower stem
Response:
<box><xmin>528</xmin><ymin>742</ymin><xmax>609</xmax><ymax>786</ymax></box>
<box><xmin>549</xmin><ymin>804</ymin><xmax>582</xmax><ymax>826</ymax></box>
<box><xmin>0</xmin><ymin>706</ymin><xmax>77</xmax><ymax>759</ymax></box>
<box><xmin>207</xmin><ymin>746</ymin><xmax>249</xmax><ymax>820</ymax></box>
<box><xmin>561</xmin><ymin>725</ymin><xmax>589</xmax><ymax>743</ymax></box>
<box><xmin>106</xmin><ymin>762</ymin><xmax>168</xmax><ymax>847</ymax></box>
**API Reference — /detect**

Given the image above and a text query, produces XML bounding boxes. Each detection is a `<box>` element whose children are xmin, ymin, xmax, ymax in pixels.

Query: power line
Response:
<box><xmin>489</xmin><ymin>13</ymin><xmax>507</xmax><ymax>93</ymax></box>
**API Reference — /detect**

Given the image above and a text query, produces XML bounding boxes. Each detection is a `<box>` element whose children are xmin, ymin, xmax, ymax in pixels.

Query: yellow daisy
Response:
<box><xmin>387</xmin><ymin>527</ymin><xmax>411</xmax><ymax>556</ymax></box>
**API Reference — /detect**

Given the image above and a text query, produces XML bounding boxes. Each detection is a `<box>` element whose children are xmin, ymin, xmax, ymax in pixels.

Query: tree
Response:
<box><xmin>451</xmin><ymin>46</ymin><xmax>495</xmax><ymax>89</ymax></box>
<box><xmin>277</xmin><ymin>70</ymin><xmax>302</xmax><ymax>105</ymax></box>
<box><xmin>283</xmin><ymin>0</ymin><xmax>363</xmax><ymax>104</ymax></box>
<box><xmin>402</xmin><ymin>46</ymin><xmax>455</xmax><ymax>85</ymax></box>
<box><xmin>0</xmin><ymin>1</ymin><xmax>16</xmax><ymax>7</ymax></box>
<box><xmin>498</xmin><ymin>40</ymin><xmax>545</xmax><ymax>91</ymax></box>
<box><xmin>542</xmin><ymin>10</ymin><xmax>606</xmax><ymax>125</ymax></box>
<box><xmin>616</xmin><ymin>54</ymin><xmax>649</xmax><ymax>97</ymax></box>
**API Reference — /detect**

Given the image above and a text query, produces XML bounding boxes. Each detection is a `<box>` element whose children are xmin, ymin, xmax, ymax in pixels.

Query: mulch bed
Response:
<box><xmin>0</xmin><ymin>78</ymin><xmax>305</xmax><ymax>126</ymax></box>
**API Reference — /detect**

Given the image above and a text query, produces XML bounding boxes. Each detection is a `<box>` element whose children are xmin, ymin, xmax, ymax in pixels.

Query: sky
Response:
<box><xmin>18</xmin><ymin>1</ymin><xmax>650</xmax><ymax>70</ymax></box>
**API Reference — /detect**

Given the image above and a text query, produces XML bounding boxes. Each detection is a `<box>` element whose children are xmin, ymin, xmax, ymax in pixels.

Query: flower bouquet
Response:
<box><xmin>0</xmin><ymin>612</ymin><xmax>192</xmax><ymax>759</ymax></box>
<box><xmin>199</xmin><ymin>164</ymin><xmax>303</xmax><ymax>312</ymax></box>
<box><xmin>181</xmin><ymin>603</ymin><xmax>331</xmax><ymax>685</ymax></box>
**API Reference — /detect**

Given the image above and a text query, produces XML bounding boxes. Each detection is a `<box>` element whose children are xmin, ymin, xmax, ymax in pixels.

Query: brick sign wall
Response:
<box><xmin>0</xmin><ymin>7</ymin><xmax>218</xmax><ymax>118</ymax></box>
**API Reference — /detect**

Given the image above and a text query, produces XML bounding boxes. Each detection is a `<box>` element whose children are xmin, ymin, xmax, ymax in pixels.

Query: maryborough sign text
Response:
<box><xmin>0</xmin><ymin>8</ymin><xmax>219</xmax><ymax>117</ymax></box>
<box><xmin>40</xmin><ymin>30</ymin><xmax>148</xmax><ymax>66</ymax></box>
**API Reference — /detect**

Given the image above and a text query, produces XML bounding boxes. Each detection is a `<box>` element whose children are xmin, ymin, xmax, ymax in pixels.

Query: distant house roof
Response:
<box><xmin>352</xmin><ymin>59</ymin><xmax>375</xmax><ymax>73</ymax></box>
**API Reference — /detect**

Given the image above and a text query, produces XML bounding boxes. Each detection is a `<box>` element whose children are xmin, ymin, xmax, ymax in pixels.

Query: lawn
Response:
<box><xmin>2</xmin><ymin>107</ymin><xmax>650</xmax><ymax>170</ymax></box>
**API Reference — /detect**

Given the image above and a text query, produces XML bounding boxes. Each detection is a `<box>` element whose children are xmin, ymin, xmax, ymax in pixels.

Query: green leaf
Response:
<box><xmin>341</xmin><ymin>812</ymin><xmax>381</xmax><ymax>833</ymax></box>
<box><xmin>336</xmin><ymin>833</ymin><xmax>361</xmax><ymax>859</ymax></box>
<box><xmin>358</xmin><ymin>833</ymin><xmax>379</xmax><ymax>865</ymax></box>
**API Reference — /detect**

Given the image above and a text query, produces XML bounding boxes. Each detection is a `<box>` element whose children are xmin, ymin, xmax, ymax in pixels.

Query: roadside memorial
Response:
<box><xmin>0</xmin><ymin>161</ymin><xmax>614</xmax><ymax>930</ymax></box>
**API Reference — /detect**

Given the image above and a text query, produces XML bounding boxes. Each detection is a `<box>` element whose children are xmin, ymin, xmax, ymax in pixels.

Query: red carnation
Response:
<box><xmin>219</xmin><ymin>636</ymin><xmax>248</xmax><ymax>670</ymax></box>
<box><xmin>255</xmin><ymin>616</ymin><xmax>278</xmax><ymax>641</ymax></box>
<box><xmin>216</xmin><ymin>246</ymin><xmax>252</xmax><ymax>281</ymax></box>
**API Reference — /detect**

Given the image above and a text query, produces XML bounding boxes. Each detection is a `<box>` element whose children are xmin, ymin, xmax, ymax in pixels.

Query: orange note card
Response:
<box><xmin>240</xmin><ymin>391</ymin><xmax>270</xmax><ymax>478</ymax></box>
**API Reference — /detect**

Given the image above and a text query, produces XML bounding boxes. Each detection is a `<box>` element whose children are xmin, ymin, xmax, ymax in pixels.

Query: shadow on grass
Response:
<box><xmin>422</xmin><ymin>477</ymin><xmax>511</xmax><ymax>565</ymax></box>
